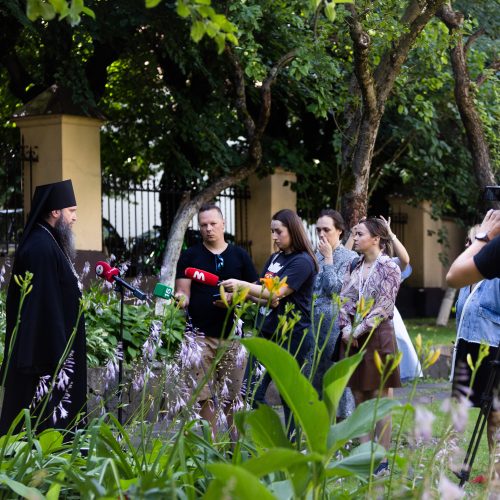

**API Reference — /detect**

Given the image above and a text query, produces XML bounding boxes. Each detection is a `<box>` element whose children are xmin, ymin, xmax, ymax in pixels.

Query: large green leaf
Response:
<box><xmin>94</xmin><ymin>423</ymin><xmax>135</xmax><ymax>478</ymax></box>
<box><xmin>322</xmin><ymin>351</ymin><xmax>364</xmax><ymax>422</ymax></box>
<box><xmin>205</xmin><ymin>464</ymin><xmax>276</xmax><ymax>499</ymax></box>
<box><xmin>0</xmin><ymin>474</ymin><xmax>44</xmax><ymax>500</ymax></box>
<box><xmin>243</xmin><ymin>404</ymin><xmax>291</xmax><ymax>450</ymax></box>
<box><xmin>328</xmin><ymin>398</ymin><xmax>401</xmax><ymax>449</ymax></box>
<box><xmin>241</xmin><ymin>338</ymin><xmax>329</xmax><ymax>454</ymax></box>
<box><xmin>325</xmin><ymin>442</ymin><xmax>386</xmax><ymax>477</ymax></box>
<box><xmin>268</xmin><ymin>480</ymin><xmax>295</xmax><ymax>498</ymax></box>
<box><xmin>243</xmin><ymin>447</ymin><xmax>322</xmax><ymax>477</ymax></box>
<box><xmin>46</xmin><ymin>471</ymin><xmax>65</xmax><ymax>500</ymax></box>
<box><xmin>38</xmin><ymin>429</ymin><xmax>64</xmax><ymax>455</ymax></box>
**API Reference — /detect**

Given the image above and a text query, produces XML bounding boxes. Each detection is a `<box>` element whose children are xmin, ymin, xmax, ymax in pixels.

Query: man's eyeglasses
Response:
<box><xmin>215</xmin><ymin>254</ymin><xmax>224</xmax><ymax>272</ymax></box>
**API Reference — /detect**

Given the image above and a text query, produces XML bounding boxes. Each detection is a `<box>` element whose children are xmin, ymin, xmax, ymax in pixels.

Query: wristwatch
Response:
<box><xmin>475</xmin><ymin>231</ymin><xmax>490</xmax><ymax>242</ymax></box>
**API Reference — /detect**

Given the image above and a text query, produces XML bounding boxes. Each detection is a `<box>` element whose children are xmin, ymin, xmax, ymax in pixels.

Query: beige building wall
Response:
<box><xmin>246</xmin><ymin>168</ymin><xmax>297</xmax><ymax>272</ymax></box>
<box><xmin>14</xmin><ymin>115</ymin><xmax>103</xmax><ymax>251</ymax></box>
<box><xmin>389</xmin><ymin>198</ymin><xmax>466</xmax><ymax>288</ymax></box>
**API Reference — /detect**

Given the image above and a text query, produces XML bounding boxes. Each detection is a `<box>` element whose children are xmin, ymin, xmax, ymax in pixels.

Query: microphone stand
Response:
<box><xmin>115</xmin><ymin>281</ymin><xmax>125</xmax><ymax>425</ymax></box>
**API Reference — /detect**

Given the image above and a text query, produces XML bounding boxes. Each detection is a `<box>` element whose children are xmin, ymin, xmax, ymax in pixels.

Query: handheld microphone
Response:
<box><xmin>95</xmin><ymin>261</ymin><xmax>147</xmax><ymax>300</ymax></box>
<box><xmin>153</xmin><ymin>283</ymin><xmax>173</xmax><ymax>300</ymax></box>
<box><xmin>185</xmin><ymin>267</ymin><xmax>220</xmax><ymax>286</ymax></box>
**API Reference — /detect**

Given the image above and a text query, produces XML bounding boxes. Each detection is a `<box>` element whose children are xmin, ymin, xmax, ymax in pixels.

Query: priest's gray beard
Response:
<box><xmin>54</xmin><ymin>217</ymin><xmax>76</xmax><ymax>261</ymax></box>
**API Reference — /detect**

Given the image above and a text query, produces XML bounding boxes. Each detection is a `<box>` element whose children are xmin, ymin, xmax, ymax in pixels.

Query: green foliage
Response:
<box><xmin>0</xmin><ymin>283</ymin><xmax>185</xmax><ymax>367</ymax></box>
<box><xmin>25</xmin><ymin>0</ymin><xmax>238</xmax><ymax>52</ymax></box>
<box><xmin>84</xmin><ymin>282</ymin><xmax>185</xmax><ymax>366</ymax></box>
<box><xmin>242</xmin><ymin>337</ymin><xmax>330</xmax><ymax>454</ymax></box>
<box><xmin>2</xmin><ymin>0</ymin><xmax>496</xmax><ymax>228</ymax></box>
<box><xmin>0</xmin><ymin>290</ymin><xmax>5</xmax><ymax>363</ymax></box>
<box><xmin>26</xmin><ymin>0</ymin><xmax>95</xmax><ymax>26</ymax></box>
<box><xmin>405</xmin><ymin>317</ymin><xmax>456</xmax><ymax>348</ymax></box>
<box><xmin>0</xmin><ymin>303</ymin><xmax>494</xmax><ymax>497</ymax></box>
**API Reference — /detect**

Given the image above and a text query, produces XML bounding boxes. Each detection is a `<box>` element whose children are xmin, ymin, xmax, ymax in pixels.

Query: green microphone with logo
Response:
<box><xmin>153</xmin><ymin>283</ymin><xmax>174</xmax><ymax>300</ymax></box>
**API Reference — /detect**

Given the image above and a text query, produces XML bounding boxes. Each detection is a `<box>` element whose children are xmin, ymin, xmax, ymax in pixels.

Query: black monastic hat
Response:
<box><xmin>18</xmin><ymin>179</ymin><xmax>77</xmax><ymax>248</ymax></box>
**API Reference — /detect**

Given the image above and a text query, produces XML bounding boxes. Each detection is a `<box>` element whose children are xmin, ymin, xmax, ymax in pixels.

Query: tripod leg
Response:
<box><xmin>458</xmin><ymin>406</ymin><xmax>490</xmax><ymax>487</ymax></box>
<box><xmin>457</xmin><ymin>349</ymin><xmax>500</xmax><ymax>487</ymax></box>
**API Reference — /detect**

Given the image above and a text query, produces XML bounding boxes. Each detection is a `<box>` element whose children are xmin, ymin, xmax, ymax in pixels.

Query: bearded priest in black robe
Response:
<box><xmin>0</xmin><ymin>179</ymin><xmax>87</xmax><ymax>435</ymax></box>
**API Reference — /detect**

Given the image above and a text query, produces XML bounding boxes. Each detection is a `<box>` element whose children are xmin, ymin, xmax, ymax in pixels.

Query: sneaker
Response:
<box><xmin>373</xmin><ymin>461</ymin><xmax>390</xmax><ymax>477</ymax></box>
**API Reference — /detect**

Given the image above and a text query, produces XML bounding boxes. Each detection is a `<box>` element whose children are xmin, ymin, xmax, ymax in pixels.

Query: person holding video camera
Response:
<box><xmin>451</xmin><ymin>224</ymin><xmax>500</xmax><ymax>475</ymax></box>
<box><xmin>446</xmin><ymin>209</ymin><xmax>500</xmax><ymax>287</ymax></box>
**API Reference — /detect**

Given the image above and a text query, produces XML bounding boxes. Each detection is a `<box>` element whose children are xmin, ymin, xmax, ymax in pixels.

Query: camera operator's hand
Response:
<box><xmin>480</xmin><ymin>209</ymin><xmax>500</xmax><ymax>240</ymax></box>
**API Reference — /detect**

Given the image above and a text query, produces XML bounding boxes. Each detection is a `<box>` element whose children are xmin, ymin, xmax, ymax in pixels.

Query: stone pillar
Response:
<box><xmin>246</xmin><ymin>168</ymin><xmax>297</xmax><ymax>272</ymax></box>
<box><xmin>388</xmin><ymin>197</ymin><xmax>466</xmax><ymax>317</ymax></box>
<box><xmin>12</xmin><ymin>85</ymin><xmax>104</xmax><ymax>252</ymax></box>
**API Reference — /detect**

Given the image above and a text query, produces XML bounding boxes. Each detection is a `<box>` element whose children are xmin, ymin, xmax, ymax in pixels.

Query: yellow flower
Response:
<box><xmin>415</xmin><ymin>334</ymin><xmax>422</xmax><ymax>356</ymax></box>
<box><xmin>392</xmin><ymin>351</ymin><xmax>403</xmax><ymax>371</ymax></box>
<box><xmin>260</xmin><ymin>276</ymin><xmax>288</xmax><ymax>296</ymax></box>
<box><xmin>219</xmin><ymin>284</ymin><xmax>229</xmax><ymax>308</ymax></box>
<box><xmin>374</xmin><ymin>350</ymin><xmax>383</xmax><ymax>375</ymax></box>
<box><xmin>466</xmin><ymin>353</ymin><xmax>474</xmax><ymax>371</ymax></box>
<box><xmin>354</xmin><ymin>296</ymin><xmax>374</xmax><ymax>321</ymax></box>
<box><xmin>232</xmin><ymin>285</ymin><xmax>250</xmax><ymax>305</ymax></box>
<box><xmin>422</xmin><ymin>348</ymin><xmax>441</xmax><ymax>369</ymax></box>
<box><xmin>427</xmin><ymin>349</ymin><xmax>441</xmax><ymax>368</ymax></box>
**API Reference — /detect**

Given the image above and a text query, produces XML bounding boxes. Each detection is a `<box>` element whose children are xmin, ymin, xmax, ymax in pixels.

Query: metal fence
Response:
<box><xmin>0</xmin><ymin>141</ymin><xmax>25</xmax><ymax>257</ymax></box>
<box><xmin>102</xmin><ymin>177</ymin><xmax>252</xmax><ymax>275</ymax></box>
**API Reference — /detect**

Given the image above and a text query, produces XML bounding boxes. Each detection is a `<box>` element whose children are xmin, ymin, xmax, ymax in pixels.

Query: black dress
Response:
<box><xmin>0</xmin><ymin>223</ymin><xmax>87</xmax><ymax>434</ymax></box>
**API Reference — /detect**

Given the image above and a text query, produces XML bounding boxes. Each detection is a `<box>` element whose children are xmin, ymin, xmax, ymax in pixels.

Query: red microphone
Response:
<box><xmin>185</xmin><ymin>267</ymin><xmax>220</xmax><ymax>286</ymax></box>
<box><xmin>95</xmin><ymin>261</ymin><xmax>120</xmax><ymax>283</ymax></box>
<box><xmin>95</xmin><ymin>261</ymin><xmax>147</xmax><ymax>300</ymax></box>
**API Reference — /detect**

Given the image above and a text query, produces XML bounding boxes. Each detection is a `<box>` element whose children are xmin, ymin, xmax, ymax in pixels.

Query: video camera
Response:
<box><xmin>483</xmin><ymin>185</ymin><xmax>500</xmax><ymax>202</ymax></box>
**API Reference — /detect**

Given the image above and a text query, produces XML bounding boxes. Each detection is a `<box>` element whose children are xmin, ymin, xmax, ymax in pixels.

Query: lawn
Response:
<box><xmin>405</xmin><ymin>317</ymin><xmax>456</xmax><ymax>348</ymax></box>
<box><xmin>391</xmin><ymin>399</ymin><xmax>494</xmax><ymax>497</ymax></box>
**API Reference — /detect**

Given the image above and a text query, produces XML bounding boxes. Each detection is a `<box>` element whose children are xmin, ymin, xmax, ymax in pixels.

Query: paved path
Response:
<box><xmin>393</xmin><ymin>381</ymin><xmax>451</xmax><ymax>405</ymax></box>
<box><xmin>265</xmin><ymin>380</ymin><xmax>452</xmax><ymax>407</ymax></box>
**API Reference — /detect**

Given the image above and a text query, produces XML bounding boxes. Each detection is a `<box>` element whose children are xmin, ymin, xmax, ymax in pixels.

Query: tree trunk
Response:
<box><xmin>157</xmin><ymin>48</ymin><xmax>296</xmax><ymax>289</ymax></box>
<box><xmin>159</xmin><ymin>165</ymin><xmax>260</xmax><ymax>287</ymax></box>
<box><xmin>341</xmin><ymin>0</ymin><xmax>447</xmax><ymax>227</ymax></box>
<box><xmin>437</xmin><ymin>5</ymin><xmax>498</xmax><ymax>195</ymax></box>
<box><xmin>436</xmin><ymin>287</ymin><xmax>457</xmax><ymax>326</ymax></box>
<box><xmin>342</xmin><ymin>117</ymin><xmax>381</xmax><ymax>225</ymax></box>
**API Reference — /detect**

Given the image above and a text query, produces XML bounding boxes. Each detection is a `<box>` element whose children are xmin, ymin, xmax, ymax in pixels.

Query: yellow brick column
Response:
<box><xmin>245</xmin><ymin>168</ymin><xmax>297</xmax><ymax>272</ymax></box>
<box><xmin>12</xmin><ymin>86</ymin><xmax>104</xmax><ymax>251</ymax></box>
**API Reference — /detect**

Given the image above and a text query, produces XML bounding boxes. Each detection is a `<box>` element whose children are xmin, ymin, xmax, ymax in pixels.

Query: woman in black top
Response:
<box><xmin>221</xmin><ymin>209</ymin><xmax>318</xmax><ymax>437</ymax></box>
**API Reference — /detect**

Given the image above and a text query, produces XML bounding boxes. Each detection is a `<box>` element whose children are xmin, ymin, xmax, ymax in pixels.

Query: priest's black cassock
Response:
<box><xmin>0</xmin><ymin>180</ymin><xmax>87</xmax><ymax>435</ymax></box>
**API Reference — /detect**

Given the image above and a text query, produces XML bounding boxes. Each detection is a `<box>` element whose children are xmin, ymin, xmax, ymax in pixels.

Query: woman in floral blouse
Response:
<box><xmin>308</xmin><ymin>209</ymin><xmax>357</xmax><ymax>419</ymax></box>
<box><xmin>339</xmin><ymin>217</ymin><xmax>401</xmax><ymax>475</ymax></box>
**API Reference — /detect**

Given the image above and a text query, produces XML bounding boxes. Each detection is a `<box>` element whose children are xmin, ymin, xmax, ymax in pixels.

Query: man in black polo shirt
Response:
<box><xmin>447</xmin><ymin>209</ymin><xmax>500</xmax><ymax>287</ymax></box>
<box><xmin>175</xmin><ymin>203</ymin><xmax>258</xmax><ymax>437</ymax></box>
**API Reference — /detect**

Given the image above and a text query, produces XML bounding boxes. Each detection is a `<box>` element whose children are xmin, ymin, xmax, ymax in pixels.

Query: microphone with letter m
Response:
<box><xmin>184</xmin><ymin>267</ymin><xmax>221</xmax><ymax>286</ymax></box>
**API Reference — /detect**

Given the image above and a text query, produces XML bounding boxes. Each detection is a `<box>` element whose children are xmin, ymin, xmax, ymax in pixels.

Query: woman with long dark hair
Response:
<box><xmin>221</xmin><ymin>209</ymin><xmax>318</xmax><ymax>436</ymax></box>
<box><xmin>339</xmin><ymin>217</ymin><xmax>401</xmax><ymax>475</ymax></box>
